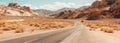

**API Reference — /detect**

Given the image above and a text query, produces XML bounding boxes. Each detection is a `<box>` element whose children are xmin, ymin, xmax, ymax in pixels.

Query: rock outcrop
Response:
<box><xmin>54</xmin><ymin>0</ymin><xmax>120</xmax><ymax>20</ymax></box>
<box><xmin>21</xmin><ymin>6</ymin><xmax>32</xmax><ymax>13</ymax></box>
<box><xmin>0</xmin><ymin>3</ymin><xmax>41</xmax><ymax>16</ymax></box>
<box><xmin>110</xmin><ymin>1</ymin><xmax>120</xmax><ymax>18</ymax></box>
<box><xmin>8</xmin><ymin>3</ymin><xmax>21</xmax><ymax>8</ymax></box>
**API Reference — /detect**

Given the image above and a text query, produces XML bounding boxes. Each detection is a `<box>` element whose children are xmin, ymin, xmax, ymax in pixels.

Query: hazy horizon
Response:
<box><xmin>0</xmin><ymin>0</ymin><xmax>95</xmax><ymax>11</ymax></box>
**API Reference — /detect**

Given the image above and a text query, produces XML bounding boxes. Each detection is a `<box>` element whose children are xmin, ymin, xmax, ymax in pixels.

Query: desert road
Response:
<box><xmin>31</xmin><ymin>21</ymin><xmax>120</xmax><ymax>43</ymax></box>
<box><xmin>28</xmin><ymin>21</ymin><xmax>82</xmax><ymax>43</ymax></box>
<box><xmin>1</xmin><ymin>20</ymin><xmax>120</xmax><ymax>43</ymax></box>
<box><xmin>0</xmin><ymin>21</ymin><xmax>82</xmax><ymax>43</ymax></box>
<box><xmin>61</xmin><ymin>24</ymin><xmax>120</xmax><ymax>43</ymax></box>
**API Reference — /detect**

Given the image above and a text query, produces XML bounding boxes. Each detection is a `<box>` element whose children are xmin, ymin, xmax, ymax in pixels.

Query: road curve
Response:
<box><xmin>0</xmin><ymin>21</ymin><xmax>81</xmax><ymax>43</ymax></box>
<box><xmin>61</xmin><ymin>23</ymin><xmax>120</xmax><ymax>43</ymax></box>
<box><xmin>28</xmin><ymin>21</ymin><xmax>81</xmax><ymax>43</ymax></box>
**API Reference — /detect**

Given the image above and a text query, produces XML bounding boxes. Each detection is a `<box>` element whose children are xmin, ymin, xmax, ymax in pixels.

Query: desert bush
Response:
<box><xmin>100</xmin><ymin>27</ymin><xmax>114</xmax><ymax>33</ymax></box>
<box><xmin>15</xmin><ymin>29</ymin><xmax>24</xmax><ymax>33</ymax></box>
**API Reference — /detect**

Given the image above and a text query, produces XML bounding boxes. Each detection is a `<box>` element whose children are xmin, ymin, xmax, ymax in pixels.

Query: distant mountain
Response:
<box><xmin>53</xmin><ymin>0</ymin><xmax>120</xmax><ymax>19</ymax></box>
<box><xmin>33</xmin><ymin>9</ymin><xmax>54</xmax><ymax>15</ymax></box>
<box><xmin>55</xmin><ymin>8</ymin><xmax>75</xmax><ymax>13</ymax></box>
<box><xmin>32</xmin><ymin>8</ymin><xmax>76</xmax><ymax>15</ymax></box>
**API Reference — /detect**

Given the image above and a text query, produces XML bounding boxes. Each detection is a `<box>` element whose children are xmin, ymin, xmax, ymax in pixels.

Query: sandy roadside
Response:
<box><xmin>61</xmin><ymin>24</ymin><xmax>120</xmax><ymax>43</ymax></box>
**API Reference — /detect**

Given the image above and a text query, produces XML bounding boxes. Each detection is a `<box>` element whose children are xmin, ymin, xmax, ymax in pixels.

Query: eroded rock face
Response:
<box><xmin>8</xmin><ymin>3</ymin><xmax>21</xmax><ymax>8</ymax></box>
<box><xmin>86</xmin><ymin>9</ymin><xmax>102</xmax><ymax>20</ymax></box>
<box><xmin>54</xmin><ymin>0</ymin><xmax>120</xmax><ymax>19</ymax></box>
<box><xmin>91</xmin><ymin>1</ymin><xmax>103</xmax><ymax>8</ymax></box>
<box><xmin>54</xmin><ymin>9</ymin><xmax>87</xmax><ymax>19</ymax></box>
<box><xmin>21</xmin><ymin>6</ymin><xmax>32</xmax><ymax>13</ymax></box>
<box><xmin>110</xmin><ymin>1</ymin><xmax>120</xmax><ymax>18</ymax></box>
<box><xmin>116</xmin><ymin>0</ymin><xmax>120</xmax><ymax>3</ymax></box>
<box><xmin>8</xmin><ymin>3</ymin><xmax>33</xmax><ymax>13</ymax></box>
<box><xmin>0</xmin><ymin>3</ymin><xmax>39</xmax><ymax>16</ymax></box>
<box><xmin>55</xmin><ymin>10</ymin><xmax>73</xmax><ymax>19</ymax></box>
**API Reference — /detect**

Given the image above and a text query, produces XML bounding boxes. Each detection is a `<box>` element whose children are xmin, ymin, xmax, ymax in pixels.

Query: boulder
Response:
<box><xmin>8</xmin><ymin>3</ymin><xmax>21</xmax><ymax>8</ymax></box>
<box><xmin>91</xmin><ymin>1</ymin><xmax>102</xmax><ymax>8</ymax></box>
<box><xmin>21</xmin><ymin>6</ymin><xmax>32</xmax><ymax>13</ymax></box>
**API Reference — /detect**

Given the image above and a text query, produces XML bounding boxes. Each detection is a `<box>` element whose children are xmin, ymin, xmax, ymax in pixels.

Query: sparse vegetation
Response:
<box><xmin>81</xmin><ymin>19</ymin><xmax>120</xmax><ymax>33</ymax></box>
<box><xmin>0</xmin><ymin>18</ymin><xmax>74</xmax><ymax>34</ymax></box>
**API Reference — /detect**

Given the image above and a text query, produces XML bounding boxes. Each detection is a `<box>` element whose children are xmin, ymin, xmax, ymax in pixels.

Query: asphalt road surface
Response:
<box><xmin>28</xmin><ymin>21</ymin><xmax>81</xmax><ymax>43</ymax></box>
<box><xmin>1</xmin><ymin>21</ymin><xmax>120</xmax><ymax>43</ymax></box>
<box><xmin>61</xmin><ymin>25</ymin><xmax>120</xmax><ymax>43</ymax></box>
<box><xmin>0</xmin><ymin>21</ymin><xmax>81</xmax><ymax>43</ymax></box>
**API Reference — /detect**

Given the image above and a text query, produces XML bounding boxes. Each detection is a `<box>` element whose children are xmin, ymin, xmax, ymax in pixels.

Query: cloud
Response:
<box><xmin>22</xmin><ymin>4</ymin><xmax>39</xmax><ymax>9</ymax></box>
<box><xmin>23</xmin><ymin>2</ymin><xmax>92</xmax><ymax>11</ymax></box>
<box><xmin>75</xmin><ymin>3</ymin><xmax>90</xmax><ymax>8</ymax></box>
<box><xmin>85</xmin><ymin>3</ymin><xmax>91</xmax><ymax>6</ymax></box>
<box><xmin>39</xmin><ymin>2</ymin><xmax>77</xmax><ymax>11</ymax></box>
<box><xmin>39</xmin><ymin>2</ymin><xmax>92</xmax><ymax>11</ymax></box>
<box><xmin>97</xmin><ymin>0</ymin><xmax>102</xmax><ymax>1</ymax></box>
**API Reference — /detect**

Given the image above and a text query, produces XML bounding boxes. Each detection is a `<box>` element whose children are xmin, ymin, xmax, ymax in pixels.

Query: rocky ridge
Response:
<box><xmin>0</xmin><ymin>3</ymin><xmax>41</xmax><ymax>16</ymax></box>
<box><xmin>54</xmin><ymin>0</ymin><xmax>120</xmax><ymax>20</ymax></box>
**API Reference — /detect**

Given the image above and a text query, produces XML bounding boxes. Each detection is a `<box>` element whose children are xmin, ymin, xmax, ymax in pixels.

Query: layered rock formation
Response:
<box><xmin>54</xmin><ymin>0</ymin><xmax>120</xmax><ymax>20</ymax></box>
<box><xmin>110</xmin><ymin>0</ymin><xmax>120</xmax><ymax>18</ymax></box>
<box><xmin>0</xmin><ymin>3</ymin><xmax>39</xmax><ymax>16</ymax></box>
<box><xmin>8</xmin><ymin>3</ymin><xmax>21</xmax><ymax>8</ymax></box>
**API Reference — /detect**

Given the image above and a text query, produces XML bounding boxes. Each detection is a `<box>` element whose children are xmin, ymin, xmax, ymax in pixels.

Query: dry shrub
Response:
<box><xmin>15</xmin><ymin>29</ymin><xmax>24</xmax><ymax>33</ymax></box>
<box><xmin>100</xmin><ymin>27</ymin><xmax>114</xmax><ymax>33</ymax></box>
<box><xmin>0</xmin><ymin>30</ymin><xmax>3</xmax><ymax>34</ymax></box>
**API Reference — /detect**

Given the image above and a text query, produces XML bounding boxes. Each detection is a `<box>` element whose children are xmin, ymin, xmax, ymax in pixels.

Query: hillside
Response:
<box><xmin>33</xmin><ymin>8</ymin><xmax>75</xmax><ymax>16</ymax></box>
<box><xmin>0</xmin><ymin>3</ymin><xmax>48</xmax><ymax>17</ymax></box>
<box><xmin>53</xmin><ymin>0</ymin><xmax>120</xmax><ymax>20</ymax></box>
<box><xmin>33</xmin><ymin>9</ymin><xmax>54</xmax><ymax>15</ymax></box>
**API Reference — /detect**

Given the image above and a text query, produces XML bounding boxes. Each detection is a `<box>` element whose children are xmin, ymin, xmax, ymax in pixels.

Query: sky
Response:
<box><xmin>0</xmin><ymin>0</ymin><xmax>95</xmax><ymax>11</ymax></box>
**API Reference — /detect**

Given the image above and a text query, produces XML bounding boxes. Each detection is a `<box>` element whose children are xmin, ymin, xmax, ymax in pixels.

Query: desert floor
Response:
<box><xmin>0</xmin><ymin>17</ymin><xmax>120</xmax><ymax>43</ymax></box>
<box><xmin>61</xmin><ymin>18</ymin><xmax>120</xmax><ymax>43</ymax></box>
<box><xmin>80</xmin><ymin>18</ymin><xmax>120</xmax><ymax>33</ymax></box>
